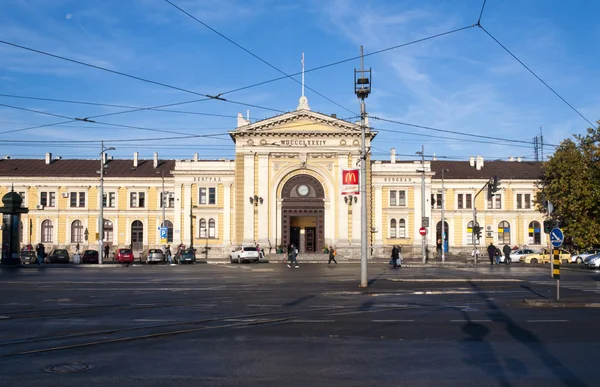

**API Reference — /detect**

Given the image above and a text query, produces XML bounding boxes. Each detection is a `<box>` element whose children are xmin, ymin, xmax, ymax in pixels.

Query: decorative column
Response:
<box><xmin>257</xmin><ymin>154</ymin><xmax>269</xmax><ymax>244</ymax></box>
<box><xmin>243</xmin><ymin>153</ymin><xmax>255</xmax><ymax>244</ymax></box>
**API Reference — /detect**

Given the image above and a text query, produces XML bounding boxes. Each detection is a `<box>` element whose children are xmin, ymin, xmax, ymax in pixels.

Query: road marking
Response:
<box><xmin>450</xmin><ymin>320</ymin><xmax>492</xmax><ymax>322</ymax></box>
<box><xmin>372</xmin><ymin>319</ymin><xmax>414</xmax><ymax>323</ymax></box>
<box><xmin>291</xmin><ymin>319</ymin><xmax>335</xmax><ymax>323</ymax></box>
<box><xmin>224</xmin><ymin>318</ymin><xmax>260</xmax><ymax>322</ymax></box>
<box><xmin>252</xmin><ymin>269</ymin><xmax>274</xmax><ymax>272</ymax></box>
<box><xmin>527</xmin><ymin>320</ymin><xmax>569</xmax><ymax>323</ymax></box>
<box><xmin>134</xmin><ymin>319</ymin><xmax>174</xmax><ymax>322</ymax></box>
<box><xmin>387</xmin><ymin>279</ymin><xmax>523</xmax><ymax>282</ymax></box>
<box><xmin>246</xmin><ymin>304</ymin><xmax>282</xmax><ymax>308</ymax></box>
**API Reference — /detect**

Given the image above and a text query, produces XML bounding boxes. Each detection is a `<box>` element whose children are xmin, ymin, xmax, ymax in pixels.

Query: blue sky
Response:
<box><xmin>0</xmin><ymin>0</ymin><xmax>598</xmax><ymax>162</ymax></box>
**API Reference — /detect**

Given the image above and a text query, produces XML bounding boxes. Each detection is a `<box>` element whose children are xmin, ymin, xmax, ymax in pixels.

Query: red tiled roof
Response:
<box><xmin>430</xmin><ymin>160</ymin><xmax>542</xmax><ymax>180</ymax></box>
<box><xmin>0</xmin><ymin>159</ymin><xmax>176</xmax><ymax>178</ymax></box>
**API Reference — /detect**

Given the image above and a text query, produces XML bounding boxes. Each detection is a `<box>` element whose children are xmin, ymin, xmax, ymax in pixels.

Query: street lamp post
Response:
<box><xmin>99</xmin><ymin>141</ymin><xmax>115</xmax><ymax>264</ymax></box>
<box><xmin>157</xmin><ymin>170</ymin><xmax>166</xmax><ymax>229</ymax></box>
<box><xmin>416</xmin><ymin>147</ymin><xmax>426</xmax><ymax>264</ymax></box>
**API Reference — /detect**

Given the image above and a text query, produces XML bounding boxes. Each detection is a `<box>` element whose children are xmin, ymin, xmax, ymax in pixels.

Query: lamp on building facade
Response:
<box><xmin>249</xmin><ymin>195</ymin><xmax>263</xmax><ymax>206</ymax></box>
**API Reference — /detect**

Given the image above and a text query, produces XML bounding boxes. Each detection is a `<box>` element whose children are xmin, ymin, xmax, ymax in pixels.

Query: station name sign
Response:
<box><xmin>280</xmin><ymin>139</ymin><xmax>327</xmax><ymax>146</ymax></box>
<box><xmin>384</xmin><ymin>177</ymin><xmax>413</xmax><ymax>183</ymax></box>
<box><xmin>193</xmin><ymin>177</ymin><xmax>222</xmax><ymax>182</ymax></box>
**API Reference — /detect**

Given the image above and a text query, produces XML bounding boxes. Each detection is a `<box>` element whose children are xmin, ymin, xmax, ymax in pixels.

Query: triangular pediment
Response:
<box><xmin>232</xmin><ymin>110</ymin><xmax>361</xmax><ymax>135</ymax></box>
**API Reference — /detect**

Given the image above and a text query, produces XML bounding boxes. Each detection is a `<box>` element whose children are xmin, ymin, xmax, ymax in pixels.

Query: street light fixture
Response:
<box><xmin>416</xmin><ymin>147</ymin><xmax>426</xmax><ymax>264</ymax></box>
<box><xmin>99</xmin><ymin>141</ymin><xmax>115</xmax><ymax>264</ymax></box>
<box><xmin>441</xmin><ymin>168</ymin><xmax>449</xmax><ymax>263</ymax></box>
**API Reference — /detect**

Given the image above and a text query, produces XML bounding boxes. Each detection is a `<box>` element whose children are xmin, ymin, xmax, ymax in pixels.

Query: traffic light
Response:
<box><xmin>491</xmin><ymin>175</ymin><xmax>501</xmax><ymax>194</ymax></box>
<box><xmin>473</xmin><ymin>225</ymin><xmax>482</xmax><ymax>240</ymax></box>
<box><xmin>543</xmin><ymin>219</ymin><xmax>556</xmax><ymax>233</ymax></box>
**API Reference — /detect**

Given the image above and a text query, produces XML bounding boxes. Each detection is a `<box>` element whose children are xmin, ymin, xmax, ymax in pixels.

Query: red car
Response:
<box><xmin>114</xmin><ymin>248</ymin><xmax>134</xmax><ymax>264</ymax></box>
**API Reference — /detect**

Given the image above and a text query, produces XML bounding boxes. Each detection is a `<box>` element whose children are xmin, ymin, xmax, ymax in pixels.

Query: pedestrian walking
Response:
<box><xmin>503</xmin><ymin>244</ymin><xmax>512</xmax><ymax>264</ymax></box>
<box><xmin>390</xmin><ymin>245</ymin><xmax>400</xmax><ymax>269</ymax></box>
<box><xmin>436</xmin><ymin>239</ymin><xmax>442</xmax><ymax>259</ymax></box>
<box><xmin>487</xmin><ymin>242</ymin><xmax>496</xmax><ymax>265</ymax></box>
<box><xmin>287</xmin><ymin>244</ymin><xmax>299</xmax><ymax>268</ymax></box>
<box><xmin>35</xmin><ymin>242</ymin><xmax>45</xmax><ymax>265</ymax></box>
<box><xmin>472</xmin><ymin>247</ymin><xmax>480</xmax><ymax>261</ymax></box>
<box><xmin>165</xmin><ymin>244</ymin><xmax>174</xmax><ymax>265</ymax></box>
<box><xmin>104</xmin><ymin>243</ymin><xmax>110</xmax><ymax>261</ymax></box>
<box><xmin>328</xmin><ymin>246</ymin><xmax>337</xmax><ymax>264</ymax></box>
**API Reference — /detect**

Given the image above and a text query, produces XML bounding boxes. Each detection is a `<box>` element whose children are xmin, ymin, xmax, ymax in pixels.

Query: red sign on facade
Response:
<box><xmin>419</xmin><ymin>227</ymin><xmax>427</xmax><ymax>236</ymax></box>
<box><xmin>341</xmin><ymin>169</ymin><xmax>360</xmax><ymax>195</ymax></box>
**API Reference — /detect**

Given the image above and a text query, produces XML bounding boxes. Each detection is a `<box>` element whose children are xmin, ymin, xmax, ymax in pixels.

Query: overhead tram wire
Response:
<box><xmin>477</xmin><ymin>0</ymin><xmax>488</xmax><ymax>25</ymax></box>
<box><xmin>164</xmin><ymin>0</ymin><xmax>356</xmax><ymax>116</ymax></box>
<box><xmin>477</xmin><ymin>25</ymin><xmax>595</xmax><ymax>128</ymax></box>
<box><xmin>0</xmin><ymin>25</ymin><xmax>475</xmax><ymax>133</ymax></box>
<box><xmin>0</xmin><ymin>94</ymin><xmax>240</xmax><ymax>119</ymax></box>
<box><xmin>369</xmin><ymin>115</ymin><xmax>559</xmax><ymax>148</ymax></box>
<box><xmin>0</xmin><ymin>39</ymin><xmax>287</xmax><ymax>117</ymax></box>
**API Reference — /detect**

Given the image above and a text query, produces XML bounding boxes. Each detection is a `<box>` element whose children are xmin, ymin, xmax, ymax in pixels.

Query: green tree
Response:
<box><xmin>535</xmin><ymin>124</ymin><xmax>600</xmax><ymax>248</ymax></box>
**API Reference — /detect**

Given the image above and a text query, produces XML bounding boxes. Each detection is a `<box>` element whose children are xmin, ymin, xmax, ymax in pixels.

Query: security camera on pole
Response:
<box><xmin>354</xmin><ymin>46</ymin><xmax>371</xmax><ymax>288</ymax></box>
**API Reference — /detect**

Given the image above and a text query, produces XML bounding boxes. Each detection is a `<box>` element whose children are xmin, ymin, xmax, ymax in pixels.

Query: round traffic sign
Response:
<box><xmin>419</xmin><ymin>227</ymin><xmax>427</xmax><ymax>236</ymax></box>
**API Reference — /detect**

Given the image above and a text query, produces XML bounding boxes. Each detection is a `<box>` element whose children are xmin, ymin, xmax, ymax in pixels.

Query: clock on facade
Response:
<box><xmin>297</xmin><ymin>184</ymin><xmax>309</xmax><ymax>196</ymax></box>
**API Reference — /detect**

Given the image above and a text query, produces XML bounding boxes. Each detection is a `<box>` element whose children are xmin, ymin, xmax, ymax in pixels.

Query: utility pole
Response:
<box><xmin>441</xmin><ymin>168</ymin><xmax>449</xmax><ymax>263</ymax></box>
<box><xmin>416</xmin><ymin>145</ymin><xmax>426</xmax><ymax>264</ymax></box>
<box><xmin>98</xmin><ymin>141</ymin><xmax>115</xmax><ymax>265</ymax></box>
<box><xmin>354</xmin><ymin>46</ymin><xmax>371</xmax><ymax>288</ymax></box>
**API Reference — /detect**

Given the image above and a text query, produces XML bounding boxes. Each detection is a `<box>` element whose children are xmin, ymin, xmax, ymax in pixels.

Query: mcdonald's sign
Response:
<box><xmin>341</xmin><ymin>169</ymin><xmax>360</xmax><ymax>195</ymax></box>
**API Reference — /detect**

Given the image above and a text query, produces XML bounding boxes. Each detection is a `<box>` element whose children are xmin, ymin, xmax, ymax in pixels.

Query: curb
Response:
<box><xmin>522</xmin><ymin>299</ymin><xmax>600</xmax><ymax>308</ymax></box>
<box><xmin>388</xmin><ymin>278</ymin><xmax>523</xmax><ymax>282</ymax></box>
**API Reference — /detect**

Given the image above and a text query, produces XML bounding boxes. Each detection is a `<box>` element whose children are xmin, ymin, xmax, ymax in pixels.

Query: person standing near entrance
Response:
<box><xmin>328</xmin><ymin>246</ymin><xmax>337</xmax><ymax>264</ymax></box>
<box><xmin>436</xmin><ymin>238</ymin><xmax>442</xmax><ymax>259</ymax></box>
<box><xmin>104</xmin><ymin>244</ymin><xmax>110</xmax><ymax>262</ymax></box>
<box><xmin>391</xmin><ymin>245</ymin><xmax>400</xmax><ymax>269</ymax></box>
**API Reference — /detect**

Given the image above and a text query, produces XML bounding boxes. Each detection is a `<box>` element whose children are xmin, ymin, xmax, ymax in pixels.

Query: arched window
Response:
<box><xmin>398</xmin><ymin>219</ymin><xmax>406</xmax><ymax>238</ymax></box>
<box><xmin>162</xmin><ymin>220</ymin><xmax>173</xmax><ymax>243</ymax></box>
<box><xmin>208</xmin><ymin>218</ymin><xmax>216</xmax><ymax>238</ymax></box>
<box><xmin>498</xmin><ymin>221</ymin><xmax>510</xmax><ymax>244</ymax></box>
<box><xmin>390</xmin><ymin>218</ymin><xmax>397</xmax><ymax>238</ymax></box>
<box><xmin>131</xmin><ymin>220</ymin><xmax>143</xmax><ymax>251</ymax></box>
<box><xmin>199</xmin><ymin>218</ymin><xmax>207</xmax><ymax>238</ymax></box>
<box><xmin>528</xmin><ymin>221</ymin><xmax>541</xmax><ymax>244</ymax></box>
<box><xmin>41</xmin><ymin>219</ymin><xmax>53</xmax><ymax>243</ymax></box>
<box><xmin>71</xmin><ymin>220</ymin><xmax>83</xmax><ymax>243</ymax></box>
<box><xmin>104</xmin><ymin>220</ymin><xmax>113</xmax><ymax>244</ymax></box>
<box><xmin>467</xmin><ymin>221</ymin><xmax>478</xmax><ymax>245</ymax></box>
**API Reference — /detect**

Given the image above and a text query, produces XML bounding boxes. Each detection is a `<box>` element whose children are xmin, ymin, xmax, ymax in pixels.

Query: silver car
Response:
<box><xmin>230</xmin><ymin>246</ymin><xmax>259</xmax><ymax>264</ymax></box>
<box><xmin>584</xmin><ymin>254</ymin><xmax>600</xmax><ymax>268</ymax></box>
<box><xmin>571</xmin><ymin>249</ymin><xmax>600</xmax><ymax>264</ymax></box>
<box><xmin>145</xmin><ymin>249</ymin><xmax>165</xmax><ymax>264</ymax></box>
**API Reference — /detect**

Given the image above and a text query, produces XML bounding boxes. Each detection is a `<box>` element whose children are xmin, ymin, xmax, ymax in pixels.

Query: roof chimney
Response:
<box><xmin>133</xmin><ymin>152</ymin><xmax>139</xmax><ymax>168</ymax></box>
<box><xmin>102</xmin><ymin>152</ymin><xmax>107</xmax><ymax>165</ymax></box>
<box><xmin>45</xmin><ymin>152</ymin><xmax>52</xmax><ymax>165</ymax></box>
<box><xmin>432</xmin><ymin>153</ymin><xmax>437</xmax><ymax>161</ymax></box>
<box><xmin>475</xmin><ymin>155</ymin><xmax>484</xmax><ymax>170</ymax></box>
<box><xmin>516</xmin><ymin>157</ymin><xmax>522</xmax><ymax>163</ymax></box>
<box><xmin>193</xmin><ymin>153</ymin><xmax>199</xmax><ymax>162</ymax></box>
<box><xmin>331</xmin><ymin>113</ymin><xmax>337</xmax><ymax>118</ymax></box>
<box><xmin>508</xmin><ymin>156</ymin><xmax>514</xmax><ymax>162</ymax></box>
<box><xmin>469</xmin><ymin>156</ymin><xmax>475</xmax><ymax>167</ymax></box>
<box><xmin>153</xmin><ymin>152</ymin><xmax>158</xmax><ymax>168</ymax></box>
<box><xmin>237</xmin><ymin>112</ymin><xmax>250</xmax><ymax>127</ymax></box>
<box><xmin>390</xmin><ymin>148</ymin><xmax>396</xmax><ymax>163</ymax></box>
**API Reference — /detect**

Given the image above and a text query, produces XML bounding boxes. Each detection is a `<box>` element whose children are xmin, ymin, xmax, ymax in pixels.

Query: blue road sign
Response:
<box><xmin>160</xmin><ymin>227</ymin><xmax>168</xmax><ymax>239</ymax></box>
<box><xmin>550</xmin><ymin>228</ymin><xmax>564</xmax><ymax>247</ymax></box>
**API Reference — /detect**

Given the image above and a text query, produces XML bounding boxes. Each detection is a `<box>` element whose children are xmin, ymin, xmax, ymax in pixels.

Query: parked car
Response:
<box><xmin>230</xmin><ymin>246</ymin><xmax>259</xmax><ymax>264</ymax></box>
<box><xmin>145</xmin><ymin>249</ymin><xmax>165</xmax><ymax>264</ymax></box>
<box><xmin>584</xmin><ymin>253</ymin><xmax>600</xmax><ymax>269</ymax></box>
<box><xmin>508</xmin><ymin>249</ymin><xmax>540</xmax><ymax>264</ymax></box>
<box><xmin>19</xmin><ymin>249</ymin><xmax>36</xmax><ymax>264</ymax></box>
<box><xmin>536</xmin><ymin>248</ymin><xmax>571</xmax><ymax>264</ymax></box>
<box><xmin>81</xmin><ymin>249</ymin><xmax>99</xmax><ymax>264</ymax></box>
<box><xmin>174</xmin><ymin>248</ymin><xmax>196</xmax><ymax>264</ymax></box>
<box><xmin>114</xmin><ymin>248</ymin><xmax>134</xmax><ymax>264</ymax></box>
<box><xmin>47</xmin><ymin>249</ymin><xmax>70</xmax><ymax>264</ymax></box>
<box><xmin>571</xmin><ymin>249</ymin><xmax>600</xmax><ymax>264</ymax></box>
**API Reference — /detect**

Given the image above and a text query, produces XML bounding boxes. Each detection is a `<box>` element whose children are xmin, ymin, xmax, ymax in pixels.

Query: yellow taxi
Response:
<box><xmin>520</xmin><ymin>248</ymin><xmax>570</xmax><ymax>264</ymax></box>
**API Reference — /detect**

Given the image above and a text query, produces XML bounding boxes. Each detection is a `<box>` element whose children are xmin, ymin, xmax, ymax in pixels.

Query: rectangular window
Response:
<box><xmin>398</xmin><ymin>191</ymin><xmax>406</xmax><ymax>206</ymax></box>
<box><xmin>130</xmin><ymin>192</ymin><xmax>145</xmax><ymax>208</ymax></box>
<box><xmin>458</xmin><ymin>194</ymin><xmax>464</xmax><ymax>209</ymax></box>
<box><xmin>431</xmin><ymin>193</ymin><xmax>442</xmax><ymax>209</ymax></box>
<box><xmin>487</xmin><ymin>194</ymin><xmax>502</xmax><ymax>209</ymax></box>
<box><xmin>466</xmin><ymin>194</ymin><xmax>472</xmax><ymax>209</ymax></box>
<box><xmin>458</xmin><ymin>194</ymin><xmax>472</xmax><ymax>209</ymax></box>
<box><xmin>516</xmin><ymin>194</ymin><xmax>522</xmax><ymax>209</ymax></box>
<box><xmin>524</xmin><ymin>193</ymin><xmax>531</xmax><ymax>209</ymax></box>
<box><xmin>18</xmin><ymin>192</ymin><xmax>26</xmax><ymax>208</ymax></box>
<box><xmin>389</xmin><ymin>190</ymin><xmax>396</xmax><ymax>206</ymax></box>
<box><xmin>199</xmin><ymin>188</ymin><xmax>207</xmax><ymax>204</ymax></box>
<box><xmin>208</xmin><ymin>188</ymin><xmax>216</xmax><ymax>205</ymax></box>
<box><xmin>69</xmin><ymin>192</ymin><xmax>86</xmax><ymax>208</ymax></box>
<box><xmin>40</xmin><ymin>192</ymin><xmax>56</xmax><ymax>207</ymax></box>
<box><xmin>103</xmin><ymin>192</ymin><xmax>116</xmax><ymax>208</ymax></box>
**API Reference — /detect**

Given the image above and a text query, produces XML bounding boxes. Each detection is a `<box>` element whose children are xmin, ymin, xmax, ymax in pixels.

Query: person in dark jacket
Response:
<box><xmin>328</xmin><ymin>246</ymin><xmax>337</xmax><ymax>264</ymax></box>
<box><xmin>391</xmin><ymin>245</ymin><xmax>400</xmax><ymax>269</ymax></box>
<box><xmin>503</xmin><ymin>244</ymin><xmax>512</xmax><ymax>264</ymax></box>
<box><xmin>487</xmin><ymin>243</ymin><xmax>496</xmax><ymax>265</ymax></box>
<box><xmin>35</xmin><ymin>242</ymin><xmax>45</xmax><ymax>265</ymax></box>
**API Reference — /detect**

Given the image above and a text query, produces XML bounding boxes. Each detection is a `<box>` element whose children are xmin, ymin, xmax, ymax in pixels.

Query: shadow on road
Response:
<box><xmin>284</xmin><ymin>295</ymin><xmax>315</xmax><ymax>307</ymax></box>
<box><xmin>520</xmin><ymin>284</ymin><xmax>547</xmax><ymax>299</ymax></box>
<box><xmin>463</xmin><ymin>280</ymin><xmax>588</xmax><ymax>387</ymax></box>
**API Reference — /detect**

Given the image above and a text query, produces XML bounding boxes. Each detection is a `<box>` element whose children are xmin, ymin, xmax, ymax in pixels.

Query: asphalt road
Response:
<box><xmin>0</xmin><ymin>263</ymin><xmax>599</xmax><ymax>386</ymax></box>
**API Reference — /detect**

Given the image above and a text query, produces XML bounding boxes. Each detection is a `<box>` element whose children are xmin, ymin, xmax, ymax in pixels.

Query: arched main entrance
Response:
<box><xmin>281</xmin><ymin>174</ymin><xmax>325</xmax><ymax>253</ymax></box>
